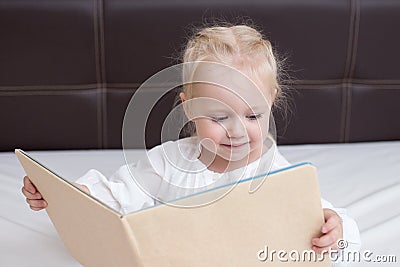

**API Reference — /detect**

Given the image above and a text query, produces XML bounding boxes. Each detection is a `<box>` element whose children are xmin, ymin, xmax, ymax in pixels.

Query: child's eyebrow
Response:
<box><xmin>205</xmin><ymin>108</ymin><xmax>231</xmax><ymax>114</ymax></box>
<box><xmin>206</xmin><ymin>103</ymin><xmax>267</xmax><ymax>110</ymax></box>
<box><xmin>245</xmin><ymin>105</ymin><xmax>268</xmax><ymax>112</ymax></box>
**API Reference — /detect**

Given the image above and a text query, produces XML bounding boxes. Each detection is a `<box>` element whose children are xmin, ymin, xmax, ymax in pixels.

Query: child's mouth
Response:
<box><xmin>221</xmin><ymin>143</ymin><xmax>248</xmax><ymax>149</ymax></box>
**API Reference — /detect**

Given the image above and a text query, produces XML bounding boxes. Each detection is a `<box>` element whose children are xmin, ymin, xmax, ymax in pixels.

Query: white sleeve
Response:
<box><xmin>75</xmin><ymin>169</ymin><xmax>123</xmax><ymax>212</ymax></box>
<box><xmin>321</xmin><ymin>199</ymin><xmax>362</xmax><ymax>267</ymax></box>
<box><xmin>273</xmin><ymin>148</ymin><xmax>292</xmax><ymax>168</ymax></box>
<box><xmin>75</xmin><ymin>150</ymin><xmax>166</xmax><ymax>214</ymax></box>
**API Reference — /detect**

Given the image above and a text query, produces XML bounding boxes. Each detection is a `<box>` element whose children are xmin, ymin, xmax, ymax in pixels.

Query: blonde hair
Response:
<box><xmin>178</xmin><ymin>23</ymin><xmax>289</xmax><ymax>137</ymax></box>
<box><xmin>183</xmin><ymin>25</ymin><xmax>282</xmax><ymax>101</ymax></box>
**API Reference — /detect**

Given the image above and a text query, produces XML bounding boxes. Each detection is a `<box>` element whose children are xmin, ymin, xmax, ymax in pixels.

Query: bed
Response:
<box><xmin>1</xmin><ymin>142</ymin><xmax>399</xmax><ymax>266</ymax></box>
<box><xmin>1</xmin><ymin>0</ymin><xmax>399</xmax><ymax>266</ymax></box>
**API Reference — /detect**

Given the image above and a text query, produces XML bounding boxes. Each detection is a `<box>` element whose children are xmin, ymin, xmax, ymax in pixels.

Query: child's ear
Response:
<box><xmin>272</xmin><ymin>88</ymin><xmax>278</xmax><ymax>101</ymax></box>
<box><xmin>179</xmin><ymin>92</ymin><xmax>186</xmax><ymax>103</ymax></box>
<box><xmin>270</xmin><ymin>88</ymin><xmax>278</xmax><ymax>107</ymax></box>
<box><xmin>179</xmin><ymin>92</ymin><xmax>191</xmax><ymax>119</ymax></box>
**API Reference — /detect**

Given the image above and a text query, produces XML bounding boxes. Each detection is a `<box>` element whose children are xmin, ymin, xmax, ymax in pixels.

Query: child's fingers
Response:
<box><xmin>21</xmin><ymin>187</ymin><xmax>42</xmax><ymax>200</ymax></box>
<box><xmin>312</xmin><ymin>227</ymin><xmax>341</xmax><ymax>248</ymax></box>
<box><xmin>312</xmin><ymin>245</ymin><xmax>331</xmax><ymax>255</ymax></box>
<box><xmin>26</xmin><ymin>198</ymin><xmax>47</xmax><ymax>209</ymax></box>
<box><xmin>30</xmin><ymin>205</ymin><xmax>45</xmax><ymax>211</ymax></box>
<box><xmin>22</xmin><ymin>176</ymin><xmax>47</xmax><ymax>211</ymax></box>
<box><xmin>23</xmin><ymin>176</ymin><xmax>37</xmax><ymax>194</ymax></box>
<box><xmin>322</xmin><ymin>209</ymin><xmax>342</xmax><ymax>233</ymax></box>
<box><xmin>311</xmin><ymin>209</ymin><xmax>344</xmax><ymax>250</ymax></box>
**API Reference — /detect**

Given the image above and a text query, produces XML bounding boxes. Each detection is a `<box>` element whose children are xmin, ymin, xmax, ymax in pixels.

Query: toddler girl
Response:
<box><xmin>22</xmin><ymin>24</ymin><xmax>360</xmax><ymax>266</ymax></box>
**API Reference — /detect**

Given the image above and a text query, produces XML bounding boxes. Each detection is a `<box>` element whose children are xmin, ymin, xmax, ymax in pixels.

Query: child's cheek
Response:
<box><xmin>211</xmin><ymin>124</ymin><xmax>227</xmax><ymax>143</ymax></box>
<box><xmin>196</xmin><ymin>120</ymin><xmax>226</xmax><ymax>143</ymax></box>
<box><xmin>253</xmin><ymin>118</ymin><xmax>269</xmax><ymax>141</ymax></box>
<box><xmin>246</xmin><ymin>123</ymin><xmax>263</xmax><ymax>141</ymax></box>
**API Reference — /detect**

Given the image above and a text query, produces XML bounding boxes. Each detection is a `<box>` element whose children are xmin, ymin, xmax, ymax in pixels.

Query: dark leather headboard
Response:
<box><xmin>1</xmin><ymin>0</ymin><xmax>399</xmax><ymax>151</ymax></box>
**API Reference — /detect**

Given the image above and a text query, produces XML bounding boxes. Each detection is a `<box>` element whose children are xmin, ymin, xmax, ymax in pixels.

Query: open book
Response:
<box><xmin>15</xmin><ymin>149</ymin><xmax>330</xmax><ymax>267</ymax></box>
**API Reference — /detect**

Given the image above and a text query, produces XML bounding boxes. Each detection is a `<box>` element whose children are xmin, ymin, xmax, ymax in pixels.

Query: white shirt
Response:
<box><xmin>76</xmin><ymin>137</ymin><xmax>361</xmax><ymax>266</ymax></box>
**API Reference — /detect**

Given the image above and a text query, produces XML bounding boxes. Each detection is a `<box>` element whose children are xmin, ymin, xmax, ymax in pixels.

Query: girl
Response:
<box><xmin>22</xmin><ymin>24</ymin><xmax>360</xmax><ymax>265</ymax></box>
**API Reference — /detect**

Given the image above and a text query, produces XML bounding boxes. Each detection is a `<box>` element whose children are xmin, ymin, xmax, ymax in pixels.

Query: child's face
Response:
<box><xmin>182</xmin><ymin>65</ymin><xmax>275</xmax><ymax>166</ymax></box>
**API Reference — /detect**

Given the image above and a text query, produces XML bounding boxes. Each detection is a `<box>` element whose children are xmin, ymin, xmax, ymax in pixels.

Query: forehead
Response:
<box><xmin>191</xmin><ymin>82</ymin><xmax>271</xmax><ymax>114</ymax></box>
<box><xmin>191</xmin><ymin>71</ymin><xmax>273</xmax><ymax>110</ymax></box>
<box><xmin>190</xmin><ymin>61</ymin><xmax>273</xmax><ymax>97</ymax></box>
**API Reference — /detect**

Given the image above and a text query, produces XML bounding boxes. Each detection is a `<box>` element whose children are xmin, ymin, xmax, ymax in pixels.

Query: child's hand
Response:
<box><xmin>22</xmin><ymin>176</ymin><xmax>90</xmax><ymax>211</ymax></box>
<box><xmin>311</xmin><ymin>208</ymin><xmax>343</xmax><ymax>254</ymax></box>
<box><xmin>22</xmin><ymin>176</ymin><xmax>47</xmax><ymax>211</ymax></box>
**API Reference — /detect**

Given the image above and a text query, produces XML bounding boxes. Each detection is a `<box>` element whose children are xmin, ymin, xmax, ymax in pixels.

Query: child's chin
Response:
<box><xmin>219</xmin><ymin>152</ymin><xmax>251</xmax><ymax>163</ymax></box>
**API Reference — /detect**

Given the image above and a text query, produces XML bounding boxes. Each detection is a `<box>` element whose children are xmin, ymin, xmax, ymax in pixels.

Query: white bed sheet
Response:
<box><xmin>1</xmin><ymin>141</ymin><xmax>399</xmax><ymax>266</ymax></box>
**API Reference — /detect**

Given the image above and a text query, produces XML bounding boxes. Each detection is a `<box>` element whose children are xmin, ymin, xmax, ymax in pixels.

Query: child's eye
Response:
<box><xmin>210</xmin><ymin>116</ymin><xmax>228</xmax><ymax>122</ymax></box>
<box><xmin>247</xmin><ymin>114</ymin><xmax>262</xmax><ymax>120</ymax></box>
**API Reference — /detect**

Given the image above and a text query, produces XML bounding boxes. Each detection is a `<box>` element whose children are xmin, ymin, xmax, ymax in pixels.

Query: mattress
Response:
<box><xmin>1</xmin><ymin>141</ymin><xmax>399</xmax><ymax>266</ymax></box>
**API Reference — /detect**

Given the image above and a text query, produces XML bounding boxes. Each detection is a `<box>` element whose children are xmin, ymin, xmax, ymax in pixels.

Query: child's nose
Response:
<box><xmin>225</xmin><ymin>118</ymin><xmax>246</xmax><ymax>138</ymax></box>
